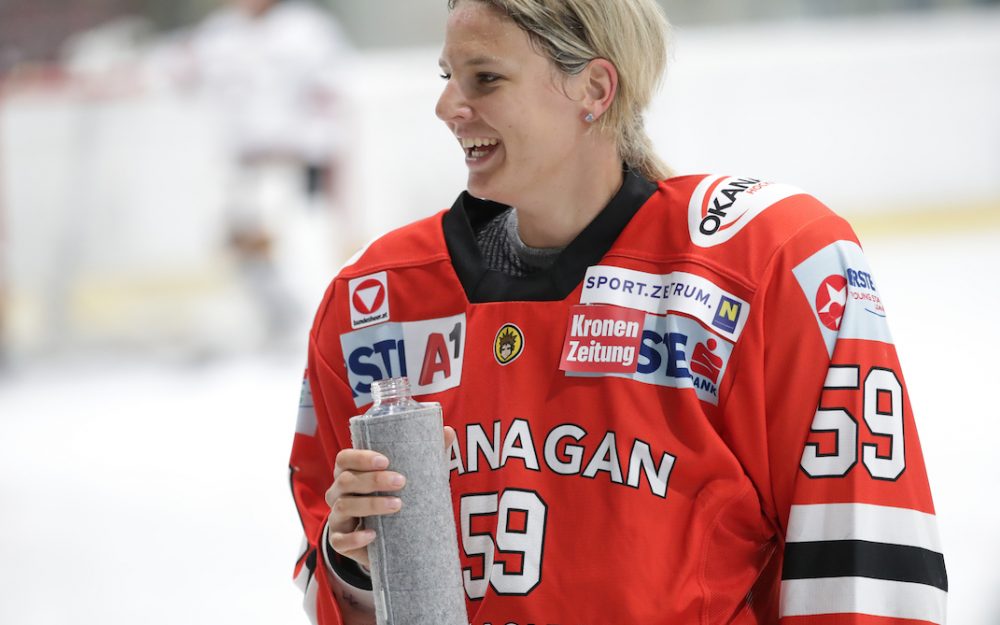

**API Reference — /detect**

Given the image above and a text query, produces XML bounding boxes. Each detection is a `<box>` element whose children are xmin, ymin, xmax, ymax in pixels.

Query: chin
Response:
<box><xmin>466</xmin><ymin>175</ymin><xmax>502</xmax><ymax>204</ymax></box>
<box><xmin>468</xmin><ymin>175</ymin><xmax>525</xmax><ymax>209</ymax></box>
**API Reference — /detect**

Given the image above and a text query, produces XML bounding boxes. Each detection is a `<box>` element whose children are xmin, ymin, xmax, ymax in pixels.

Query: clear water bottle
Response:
<box><xmin>349</xmin><ymin>377</ymin><xmax>468</xmax><ymax>625</ymax></box>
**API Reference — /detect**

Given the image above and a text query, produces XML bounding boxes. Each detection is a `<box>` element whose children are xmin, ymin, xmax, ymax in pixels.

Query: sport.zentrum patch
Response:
<box><xmin>348</xmin><ymin>271</ymin><xmax>390</xmax><ymax>329</ymax></box>
<box><xmin>580</xmin><ymin>266</ymin><xmax>750</xmax><ymax>341</ymax></box>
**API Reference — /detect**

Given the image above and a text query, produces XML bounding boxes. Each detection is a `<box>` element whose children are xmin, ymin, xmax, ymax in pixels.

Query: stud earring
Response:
<box><xmin>584</xmin><ymin>112</ymin><xmax>595</xmax><ymax>123</ymax></box>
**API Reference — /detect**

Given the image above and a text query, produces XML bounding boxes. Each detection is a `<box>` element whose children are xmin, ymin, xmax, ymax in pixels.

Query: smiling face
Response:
<box><xmin>435</xmin><ymin>1</ymin><xmax>588</xmax><ymax>206</ymax></box>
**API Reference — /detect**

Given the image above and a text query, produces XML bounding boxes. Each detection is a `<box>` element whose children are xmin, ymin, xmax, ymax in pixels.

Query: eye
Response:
<box><xmin>439</xmin><ymin>72</ymin><xmax>451</xmax><ymax>80</ymax></box>
<box><xmin>477</xmin><ymin>73</ymin><xmax>501</xmax><ymax>84</ymax></box>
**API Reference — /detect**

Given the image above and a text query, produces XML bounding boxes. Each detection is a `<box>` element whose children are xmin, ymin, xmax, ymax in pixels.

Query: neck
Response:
<box><xmin>513</xmin><ymin>141</ymin><xmax>624</xmax><ymax>249</ymax></box>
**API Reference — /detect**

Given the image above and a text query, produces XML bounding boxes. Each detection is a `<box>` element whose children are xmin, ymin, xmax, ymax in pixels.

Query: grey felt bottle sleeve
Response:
<box><xmin>349</xmin><ymin>404</ymin><xmax>468</xmax><ymax>625</ymax></box>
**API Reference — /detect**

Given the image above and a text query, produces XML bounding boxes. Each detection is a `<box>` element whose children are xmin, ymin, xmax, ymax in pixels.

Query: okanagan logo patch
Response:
<box><xmin>687</xmin><ymin>175</ymin><xmax>803</xmax><ymax>248</ymax></box>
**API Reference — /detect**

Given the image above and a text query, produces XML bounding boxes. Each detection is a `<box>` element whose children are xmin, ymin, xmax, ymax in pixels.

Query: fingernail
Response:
<box><xmin>372</xmin><ymin>455</ymin><xmax>389</xmax><ymax>469</ymax></box>
<box><xmin>387</xmin><ymin>497</ymin><xmax>402</xmax><ymax>511</ymax></box>
<box><xmin>390</xmin><ymin>474</ymin><xmax>405</xmax><ymax>487</ymax></box>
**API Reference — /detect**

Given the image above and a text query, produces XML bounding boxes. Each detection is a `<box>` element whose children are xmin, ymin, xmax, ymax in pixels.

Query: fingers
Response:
<box><xmin>330</xmin><ymin>493</ymin><xmax>402</xmax><ymax>521</ymax></box>
<box><xmin>326</xmin><ymin>468</ymin><xmax>406</xmax><ymax>504</ymax></box>
<box><xmin>325</xmin><ymin>478</ymin><xmax>405</xmax><ymax>535</ymax></box>
<box><xmin>326</xmin><ymin>448</ymin><xmax>406</xmax><ymax>539</ymax></box>
<box><xmin>333</xmin><ymin>448</ymin><xmax>390</xmax><ymax>480</ymax></box>
<box><xmin>328</xmin><ymin>526</ymin><xmax>375</xmax><ymax>569</ymax></box>
<box><xmin>326</xmin><ymin>425</ymin><xmax>456</xmax><ymax>564</ymax></box>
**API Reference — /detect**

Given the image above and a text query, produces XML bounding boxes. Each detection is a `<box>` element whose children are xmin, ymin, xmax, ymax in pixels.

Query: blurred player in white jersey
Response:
<box><xmin>164</xmin><ymin>0</ymin><xmax>353</xmax><ymax>346</ymax></box>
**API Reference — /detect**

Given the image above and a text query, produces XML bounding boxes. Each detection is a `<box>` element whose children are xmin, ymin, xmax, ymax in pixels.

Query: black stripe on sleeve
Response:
<box><xmin>782</xmin><ymin>540</ymin><xmax>948</xmax><ymax>591</ymax></box>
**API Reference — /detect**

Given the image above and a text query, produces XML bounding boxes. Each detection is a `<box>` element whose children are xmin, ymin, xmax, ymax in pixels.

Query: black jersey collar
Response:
<box><xmin>442</xmin><ymin>169</ymin><xmax>657</xmax><ymax>302</ymax></box>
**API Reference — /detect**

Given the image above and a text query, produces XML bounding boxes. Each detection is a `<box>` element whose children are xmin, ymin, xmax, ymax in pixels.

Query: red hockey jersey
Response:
<box><xmin>289</xmin><ymin>172</ymin><xmax>947</xmax><ymax>625</ymax></box>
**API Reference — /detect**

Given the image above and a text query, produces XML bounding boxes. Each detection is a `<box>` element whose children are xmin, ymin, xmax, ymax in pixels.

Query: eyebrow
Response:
<box><xmin>438</xmin><ymin>55</ymin><xmax>502</xmax><ymax>69</ymax></box>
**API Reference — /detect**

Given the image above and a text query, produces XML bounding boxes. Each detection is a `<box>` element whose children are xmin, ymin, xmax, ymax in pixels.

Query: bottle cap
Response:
<box><xmin>371</xmin><ymin>377</ymin><xmax>411</xmax><ymax>405</ymax></box>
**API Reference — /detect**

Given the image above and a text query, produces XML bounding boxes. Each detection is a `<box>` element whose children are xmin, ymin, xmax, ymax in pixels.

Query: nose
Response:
<box><xmin>435</xmin><ymin>78</ymin><xmax>473</xmax><ymax>125</ymax></box>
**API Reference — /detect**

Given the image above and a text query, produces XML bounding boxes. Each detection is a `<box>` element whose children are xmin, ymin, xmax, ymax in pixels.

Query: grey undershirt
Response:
<box><xmin>475</xmin><ymin>208</ymin><xmax>564</xmax><ymax>277</ymax></box>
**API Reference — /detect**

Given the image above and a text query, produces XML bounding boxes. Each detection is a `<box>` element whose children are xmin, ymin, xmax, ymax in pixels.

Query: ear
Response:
<box><xmin>581</xmin><ymin>58</ymin><xmax>618</xmax><ymax>121</ymax></box>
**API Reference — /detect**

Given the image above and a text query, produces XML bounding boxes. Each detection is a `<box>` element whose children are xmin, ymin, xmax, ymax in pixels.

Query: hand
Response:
<box><xmin>325</xmin><ymin>425</ymin><xmax>457</xmax><ymax>568</ymax></box>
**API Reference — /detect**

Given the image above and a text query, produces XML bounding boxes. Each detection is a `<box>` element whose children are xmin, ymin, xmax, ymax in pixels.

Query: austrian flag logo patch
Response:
<box><xmin>348</xmin><ymin>272</ymin><xmax>390</xmax><ymax>329</ymax></box>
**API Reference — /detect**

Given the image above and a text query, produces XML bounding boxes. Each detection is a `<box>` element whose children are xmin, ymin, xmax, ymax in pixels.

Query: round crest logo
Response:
<box><xmin>815</xmin><ymin>274</ymin><xmax>848</xmax><ymax>331</ymax></box>
<box><xmin>494</xmin><ymin>323</ymin><xmax>524</xmax><ymax>365</ymax></box>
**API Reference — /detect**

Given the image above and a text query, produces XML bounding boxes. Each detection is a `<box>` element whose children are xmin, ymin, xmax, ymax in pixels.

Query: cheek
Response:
<box><xmin>515</xmin><ymin>113</ymin><xmax>578</xmax><ymax>163</ymax></box>
<box><xmin>488</xmin><ymin>88</ymin><xmax>580</xmax><ymax>168</ymax></box>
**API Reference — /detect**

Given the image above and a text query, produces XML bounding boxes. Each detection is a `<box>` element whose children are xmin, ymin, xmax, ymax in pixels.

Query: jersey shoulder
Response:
<box><xmin>668</xmin><ymin>173</ymin><xmax>842</xmax><ymax>249</ymax></box>
<box><xmin>610</xmin><ymin>173</ymin><xmax>858</xmax><ymax>294</ymax></box>
<box><xmin>309</xmin><ymin>210</ymin><xmax>454</xmax><ymax>336</ymax></box>
<box><xmin>337</xmin><ymin>211</ymin><xmax>450</xmax><ymax>280</ymax></box>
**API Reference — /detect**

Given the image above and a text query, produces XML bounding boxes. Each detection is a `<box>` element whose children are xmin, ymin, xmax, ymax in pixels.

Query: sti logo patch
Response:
<box><xmin>340</xmin><ymin>313</ymin><xmax>466</xmax><ymax>407</ymax></box>
<box><xmin>793</xmin><ymin>240</ymin><xmax>893</xmax><ymax>357</ymax></box>
<box><xmin>349</xmin><ymin>272</ymin><xmax>390</xmax><ymax>329</ymax></box>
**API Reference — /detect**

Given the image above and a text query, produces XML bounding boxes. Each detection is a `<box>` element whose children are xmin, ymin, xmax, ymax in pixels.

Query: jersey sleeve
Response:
<box><xmin>737</xmin><ymin>212</ymin><xmax>947</xmax><ymax>624</ymax></box>
<box><xmin>289</xmin><ymin>286</ymin><xmax>362</xmax><ymax>625</ymax></box>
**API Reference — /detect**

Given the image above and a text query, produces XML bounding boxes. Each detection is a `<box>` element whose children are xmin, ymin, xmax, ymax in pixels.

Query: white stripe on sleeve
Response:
<box><xmin>786</xmin><ymin>503</ymin><xmax>942</xmax><ymax>552</ymax></box>
<box><xmin>781</xmin><ymin>577</ymin><xmax>947</xmax><ymax>623</ymax></box>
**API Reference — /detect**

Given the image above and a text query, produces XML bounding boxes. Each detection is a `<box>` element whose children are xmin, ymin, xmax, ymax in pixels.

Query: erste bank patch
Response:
<box><xmin>792</xmin><ymin>240</ymin><xmax>893</xmax><ymax>357</ymax></box>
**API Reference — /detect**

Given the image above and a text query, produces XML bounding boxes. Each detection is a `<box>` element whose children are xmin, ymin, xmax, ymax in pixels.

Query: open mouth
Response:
<box><xmin>460</xmin><ymin>137</ymin><xmax>500</xmax><ymax>161</ymax></box>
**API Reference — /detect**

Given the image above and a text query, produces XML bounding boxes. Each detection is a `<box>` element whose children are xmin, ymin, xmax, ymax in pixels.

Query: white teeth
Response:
<box><xmin>459</xmin><ymin>137</ymin><xmax>498</xmax><ymax>149</ymax></box>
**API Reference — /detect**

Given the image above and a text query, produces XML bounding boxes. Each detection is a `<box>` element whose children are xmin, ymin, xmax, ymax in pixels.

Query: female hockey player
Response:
<box><xmin>289</xmin><ymin>1</ymin><xmax>947</xmax><ymax>623</ymax></box>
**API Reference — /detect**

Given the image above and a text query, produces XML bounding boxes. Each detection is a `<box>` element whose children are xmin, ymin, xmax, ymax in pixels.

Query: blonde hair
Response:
<box><xmin>448</xmin><ymin>0</ymin><xmax>672</xmax><ymax>181</ymax></box>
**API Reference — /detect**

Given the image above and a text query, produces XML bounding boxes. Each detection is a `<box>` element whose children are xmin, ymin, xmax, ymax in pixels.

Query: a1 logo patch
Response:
<box><xmin>340</xmin><ymin>313</ymin><xmax>467</xmax><ymax>408</ymax></box>
<box><xmin>349</xmin><ymin>272</ymin><xmax>390</xmax><ymax>329</ymax></box>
